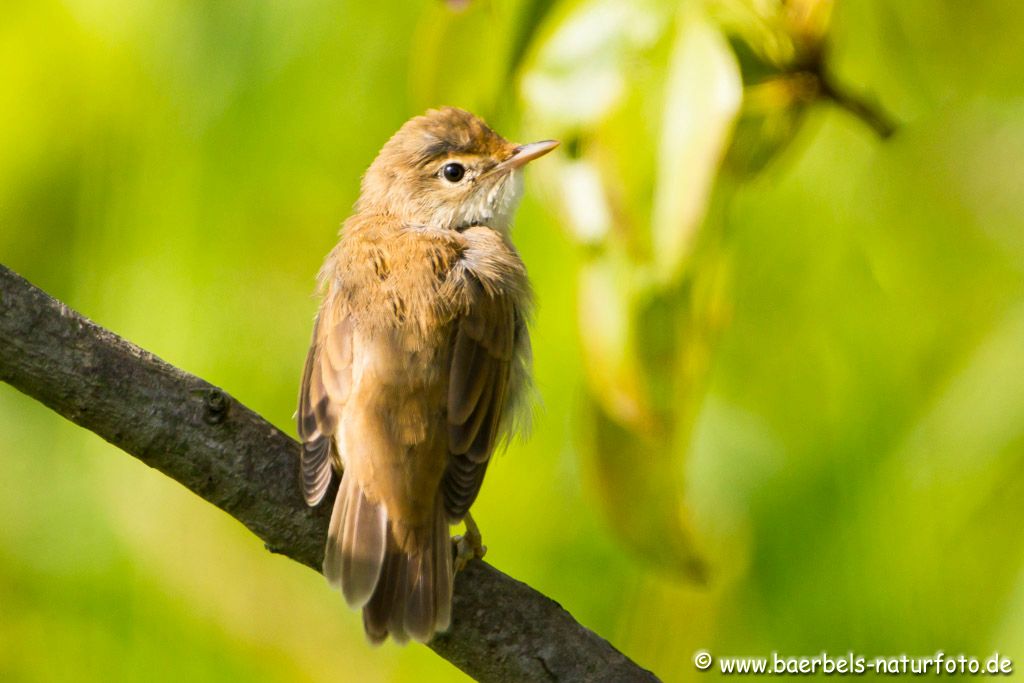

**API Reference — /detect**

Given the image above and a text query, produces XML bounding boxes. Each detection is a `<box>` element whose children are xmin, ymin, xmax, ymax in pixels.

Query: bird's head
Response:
<box><xmin>357</xmin><ymin>107</ymin><xmax>557</xmax><ymax>231</ymax></box>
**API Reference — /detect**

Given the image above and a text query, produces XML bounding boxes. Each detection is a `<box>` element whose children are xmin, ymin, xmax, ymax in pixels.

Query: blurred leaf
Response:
<box><xmin>583</xmin><ymin>394</ymin><xmax>708</xmax><ymax>580</ymax></box>
<box><xmin>520</xmin><ymin>0</ymin><xmax>671</xmax><ymax>256</ymax></box>
<box><xmin>520</xmin><ymin>0</ymin><xmax>669</xmax><ymax>130</ymax></box>
<box><xmin>557</xmin><ymin>158</ymin><xmax>614</xmax><ymax>245</ymax></box>
<box><xmin>708</xmin><ymin>0</ymin><xmax>797</xmax><ymax>68</ymax></box>
<box><xmin>528</xmin><ymin>1</ymin><xmax>738</xmax><ymax>575</ymax></box>
<box><xmin>577</xmin><ymin>252</ymin><xmax>653</xmax><ymax>428</ymax></box>
<box><xmin>783</xmin><ymin>0</ymin><xmax>834</xmax><ymax>53</ymax></box>
<box><xmin>579</xmin><ymin>204</ymin><xmax>734</xmax><ymax>577</ymax></box>
<box><xmin>710</xmin><ymin>0</ymin><xmax>832</xmax><ymax>69</ymax></box>
<box><xmin>724</xmin><ymin>72</ymin><xmax>817</xmax><ymax>175</ymax></box>
<box><xmin>650</xmin><ymin>11</ymin><xmax>740</xmax><ymax>284</ymax></box>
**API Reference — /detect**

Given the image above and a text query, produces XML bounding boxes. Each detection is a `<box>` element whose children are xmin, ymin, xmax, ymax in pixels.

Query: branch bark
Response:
<box><xmin>0</xmin><ymin>264</ymin><xmax>659</xmax><ymax>683</ymax></box>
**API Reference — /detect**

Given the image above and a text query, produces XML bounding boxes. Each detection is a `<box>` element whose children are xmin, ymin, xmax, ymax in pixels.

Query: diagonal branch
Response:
<box><xmin>0</xmin><ymin>264</ymin><xmax>658</xmax><ymax>683</ymax></box>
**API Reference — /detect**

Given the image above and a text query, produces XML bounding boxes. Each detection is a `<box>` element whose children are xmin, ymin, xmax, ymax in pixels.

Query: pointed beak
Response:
<box><xmin>491</xmin><ymin>139</ymin><xmax>559</xmax><ymax>174</ymax></box>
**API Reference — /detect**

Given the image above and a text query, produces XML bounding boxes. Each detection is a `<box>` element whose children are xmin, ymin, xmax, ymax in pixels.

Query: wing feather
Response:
<box><xmin>297</xmin><ymin>309</ymin><xmax>353</xmax><ymax>506</ymax></box>
<box><xmin>443</xmin><ymin>274</ymin><xmax>524</xmax><ymax>520</ymax></box>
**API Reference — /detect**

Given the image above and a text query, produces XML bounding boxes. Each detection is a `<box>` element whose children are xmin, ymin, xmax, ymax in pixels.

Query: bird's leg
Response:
<box><xmin>453</xmin><ymin>512</ymin><xmax>487</xmax><ymax>573</ymax></box>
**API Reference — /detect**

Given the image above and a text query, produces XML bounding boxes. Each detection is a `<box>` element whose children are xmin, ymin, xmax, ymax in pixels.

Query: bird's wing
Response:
<box><xmin>297</xmin><ymin>297</ymin><xmax>353</xmax><ymax>506</ymax></box>
<box><xmin>443</xmin><ymin>272</ymin><xmax>524</xmax><ymax>520</ymax></box>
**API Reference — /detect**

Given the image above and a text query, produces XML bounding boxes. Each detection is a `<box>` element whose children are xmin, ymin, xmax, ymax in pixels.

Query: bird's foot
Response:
<box><xmin>453</xmin><ymin>513</ymin><xmax>486</xmax><ymax>573</ymax></box>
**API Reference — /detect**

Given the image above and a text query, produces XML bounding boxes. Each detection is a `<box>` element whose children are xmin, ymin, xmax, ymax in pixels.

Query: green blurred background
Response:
<box><xmin>3</xmin><ymin>0</ymin><xmax>1024</xmax><ymax>680</ymax></box>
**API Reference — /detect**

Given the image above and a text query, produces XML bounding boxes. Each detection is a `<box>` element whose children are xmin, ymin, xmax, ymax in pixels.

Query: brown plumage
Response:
<box><xmin>297</xmin><ymin>107</ymin><xmax>556</xmax><ymax>643</ymax></box>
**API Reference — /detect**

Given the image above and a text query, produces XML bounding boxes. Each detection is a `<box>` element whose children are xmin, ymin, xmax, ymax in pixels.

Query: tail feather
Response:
<box><xmin>324</xmin><ymin>474</ymin><xmax>387</xmax><ymax>609</ymax></box>
<box><xmin>323</xmin><ymin>477</ymin><xmax>349</xmax><ymax>588</ymax></box>
<box><xmin>362</xmin><ymin>544</ymin><xmax>402</xmax><ymax>644</ymax></box>
<box><xmin>349</xmin><ymin>494</ymin><xmax>453</xmax><ymax>644</ymax></box>
<box><xmin>404</xmin><ymin>551</ymin><xmax>434</xmax><ymax>642</ymax></box>
<box><xmin>385</xmin><ymin>547</ymin><xmax>411</xmax><ymax>644</ymax></box>
<box><xmin>433</xmin><ymin>500</ymin><xmax>453</xmax><ymax>633</ymax></box>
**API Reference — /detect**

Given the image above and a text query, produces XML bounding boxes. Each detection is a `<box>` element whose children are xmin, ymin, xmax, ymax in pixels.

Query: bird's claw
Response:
<box><xmin>453</xmin><ymin>516</ymin><xmax>486</xmax><ymax>573</ymax></box>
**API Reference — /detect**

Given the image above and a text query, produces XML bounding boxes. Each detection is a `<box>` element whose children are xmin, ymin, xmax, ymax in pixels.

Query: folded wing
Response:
<box><xmin>297</xmin><ymin>305</ymin><xmax>353</xmax><ymax>506</ymax></box>
<box><xmin>444</xmin><ymin>274</ymin><xmax>523</xmax><ymax>520</ymax></box>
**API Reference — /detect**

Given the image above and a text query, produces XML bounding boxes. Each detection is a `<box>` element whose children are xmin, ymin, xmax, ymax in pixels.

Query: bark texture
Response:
<box><xmin>0</xmin><ymin>264</ymin><xmax>659</xmax><ymax>683</ymax></box>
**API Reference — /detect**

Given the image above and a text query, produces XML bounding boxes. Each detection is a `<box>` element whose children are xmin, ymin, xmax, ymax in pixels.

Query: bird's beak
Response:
<box><xmin>491</xmin><ymin>139</ymin><xmax>559</xmax><ymax>174</ymax></box>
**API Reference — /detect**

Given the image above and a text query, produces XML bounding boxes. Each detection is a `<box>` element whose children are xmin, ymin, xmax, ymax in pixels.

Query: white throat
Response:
<box><xmin>447</xmin><ymin>171</ymin><xmax>524</xmax><ymax>232</ymax></box>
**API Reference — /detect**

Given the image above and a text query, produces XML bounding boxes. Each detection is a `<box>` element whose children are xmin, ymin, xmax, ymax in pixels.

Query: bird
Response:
<box><xmin>296</xmin><ymin>107</ymin><xmax>557</xmax><ymax>644</ymax></box>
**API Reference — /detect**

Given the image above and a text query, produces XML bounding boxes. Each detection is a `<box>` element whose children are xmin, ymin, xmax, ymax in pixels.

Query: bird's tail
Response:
<box><xmin>324</xmin><ymin>473</ymin><xmax>453</xmax><ymax>644</ymax></box>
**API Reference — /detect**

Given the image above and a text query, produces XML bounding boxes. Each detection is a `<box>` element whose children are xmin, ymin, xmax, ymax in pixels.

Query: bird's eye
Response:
<box><xmin>441</xmin><ymin>162</ymin><xmax>465</xmax><ymax>183</ymax></box>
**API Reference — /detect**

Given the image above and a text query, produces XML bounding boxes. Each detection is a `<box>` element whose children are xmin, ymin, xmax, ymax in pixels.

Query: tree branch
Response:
<box><xmin>0</xmin><ymin>264</ymin><xmax>658</xmax><ymax>683</ymax></box>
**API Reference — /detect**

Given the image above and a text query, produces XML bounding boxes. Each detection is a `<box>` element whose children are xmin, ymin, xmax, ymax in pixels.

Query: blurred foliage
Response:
<box><xmin>2</xmin><ymin>1</ymin><xmax>1024</xmax><ymax>682</ymax></box>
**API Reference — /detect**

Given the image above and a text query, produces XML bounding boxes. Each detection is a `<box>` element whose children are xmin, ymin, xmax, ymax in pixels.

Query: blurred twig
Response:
<box><xmin>0</xmin><ymin>264</ymin><xmax>659</xmax><ymax>683</ymax></box>
<box><xmin>815</xmin><ymin>66</ymin><xmax>897</xmax><ymax>139</ymax></box>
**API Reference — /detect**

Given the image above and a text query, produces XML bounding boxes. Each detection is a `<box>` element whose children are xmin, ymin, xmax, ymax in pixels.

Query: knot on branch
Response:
<box><xmin>202</xmin><ymin>388</ymin><xmax>229</xmax><ymax>425</ymax></box>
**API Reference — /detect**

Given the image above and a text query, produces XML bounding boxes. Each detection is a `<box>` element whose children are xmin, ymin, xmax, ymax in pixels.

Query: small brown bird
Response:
<box><xmin>297</xmin><ymin>107</ymin><xmax>556</xmax><ymax>644</ymax></box>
